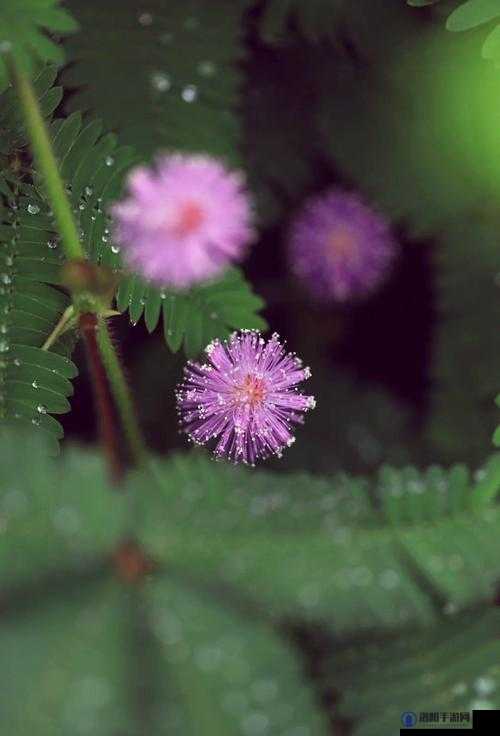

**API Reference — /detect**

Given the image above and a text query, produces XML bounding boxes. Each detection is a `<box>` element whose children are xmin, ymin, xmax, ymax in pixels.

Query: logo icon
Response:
<box><xmin>401</xmin><ymin>712</ymin><xmax>417</xmax><ymax>728</ymax></box>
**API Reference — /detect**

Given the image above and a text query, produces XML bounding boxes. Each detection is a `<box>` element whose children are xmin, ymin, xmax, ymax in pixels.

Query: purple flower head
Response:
<box><xmin>288</xmin><ymin>188</ymin><xmax>397</xmax><ymax>302</ymax></box>
<box><xmin>176</xmin><ymin>330</ymin><xmax>316</xmax><ymax>465</ymax></box>
<box><xmin>111</xmin><ymin>154</ymin><xmax>254</xmax><ymax>289</ymax></box>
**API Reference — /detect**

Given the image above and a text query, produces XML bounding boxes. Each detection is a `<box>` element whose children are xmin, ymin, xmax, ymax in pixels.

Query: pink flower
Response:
<box><xmin>288</xmin><ymin>188</ymin><xmax>397</xmax><ymax>302</ymax></box>
<box><xmin>111</xmin><ymin>154</ymin><xmax>254</xmax><ymax>289</ymax></box>
<box><xmin>176</xmin><ymin>330</ymin><xmax>316</xmax><ymax>465</ymax></box>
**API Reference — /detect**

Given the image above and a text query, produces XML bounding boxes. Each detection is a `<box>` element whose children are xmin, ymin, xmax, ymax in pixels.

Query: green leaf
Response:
<box><xmin>0</xmin><ymin>0</ymin><xmax>78</xmax><ymax>91</ymax></box>
<box><xmin>0</xmin><ymin>429</ymin><xmax>129</xmax><ymax>589</ymax></box>
<box><xmin>117</xmin><ymin>268</ymin><xmax>267</xmax><ymax>359</ymax></box>
<box><xmin>328</xmin><ymin>607</ymin><xmax>500</xmax><ymax>736</ymax></box>
<box><xmin>446</xmin><ymin>0</ymin><xmax>500</xmax><ymax>31</ymax></box>
<box><xmin>0</xmin><ymin>430</ymin><xmax>328</xmax><ymax>734</ymax></box>
<box><xmin>0</xmin><ymin>581</ymin><xmax>140</xmax><ymax>735</ymax></box>
<box><xmin>142</xmin><ymin>577</ymin><xmax>329</xmax><ymax>734</ymax></box>
<box><xmin>63</xmin><ymin>0</ymin><xmax>245</xmax><ymax>161</ymax></box>
<box><xmin>137</xmin><ymin>452</ymin><xmax>500</xmax><ymax>633</ymax></box>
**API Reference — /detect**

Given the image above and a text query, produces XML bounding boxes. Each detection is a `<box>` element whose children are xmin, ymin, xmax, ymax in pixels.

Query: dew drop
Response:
<box><xmin>198</xmin><ymin>61</ymin><xmax>216</xmax><ymax>77</ymax></box>
<box><xmin>13</xmin><ymin>358</ymin><xmax>21</xmax><ymax>367</ymax></box>
<box><xmin>475</xmin><ymin>676</ymin><xmax>496</xmax><ymax>696</ymax></box>
<box><xmin>4</xmin><ymin>254</ymin><xmax>13</xmax><ymax>266</ymax></box>
<box><xmin>138</xmin><ymin>11</ymin><xmax>153</xmax><ymax>26</ymax></box>
<box><xmin>37</xmin><ymin>404</ymin><xmax>47</xmax><ymax>414</ymax></box>
<box><xmin>27</xmin><ymin>203</ymin><xmax>40</xmax><ymax>215</ymax></box>
<box><xmin>0</xmin><ymin>324</ymin><xmax>7</xmax><ymax>334</ymax></box>
<box><xmin>32</xmin><ymin>380</ymin><xmax>38</xmax><ymax>389</ymax></box>
<box><xmin>181</xmin><ymin>84</ymin><xmax>198</xmax><ymax>103</ymax></box>
<box><xmin>84</xmin><ymin>185</ymin><xmax>93</xmax><ymax>197</ymax></box>
<box><xmin>151</xmin><ymin>71</ymin><xmax>171</xmax><ymax>92</ymax></box>
<box><xmin>111</xmin><ymin>244</ymin><xmax>120</xmax><ymax>254</ymax></box>
<box><xmin>47</xmin><ymin>239</ymin><xmax>58</xmax><ymax>250</ymax></box>
<box><xmin>0</xmin><ymin>340</ymin><xmax>8</xmax><ymax>353</ymax></box>
<box><xmin>105</xmin><ymin>155</ymin><xmax>115</xmax><ymax>167</ymax></box>
<box><xmin>0</xmin><ymin>274</ymin><xmax>11</xmax><ymax>285</ymax></box>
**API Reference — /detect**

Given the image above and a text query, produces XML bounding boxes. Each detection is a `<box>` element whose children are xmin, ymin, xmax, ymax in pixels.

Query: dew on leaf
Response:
<box><xmin>27</xmin><ymin>203</ymin><xmax>40</xmax><ymax>215</ymax></box>
<box><xmin>181</xmin><ymin>84</ymin><xmax>198</xmax><ymax>103</ymax></box>
<box><xmin>151</xmin><ymin>71</ymin><xmax>171</xmax><ymax>92</ymax></box>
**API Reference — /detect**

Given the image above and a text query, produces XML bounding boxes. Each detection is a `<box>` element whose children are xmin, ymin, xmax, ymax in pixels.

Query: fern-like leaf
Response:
<box><xmin>117</xmin><ymin>268</ymin><xmax>267</xmax><ymax>359</ymax></box>
<box><xmin>63</xmin><ymin>0</ymin><xmax>244</xmax><ymax>161</ymax></box>
<box><xmin>0</xmin><ymin>428</ymin><xmax>328</xmax><ymax>735</ymax></box>
<box><xmin>328</xmin><ymin>607</ymin><xmax>500</xmax><ymax>735</ymax></box>
<box><xmin>137</xmin><ymin>451</ymin><xmax>500</xmax><ymax>632</ymax></box>
<box><xmin>0</xmin><ymin>0</ymin><xmax>77</xmax><ymax>91</ymax></box>
<box><xmin>0</xmin><ymin>69</ymin><xmax>77</xmax><ymax>453</ymax></box>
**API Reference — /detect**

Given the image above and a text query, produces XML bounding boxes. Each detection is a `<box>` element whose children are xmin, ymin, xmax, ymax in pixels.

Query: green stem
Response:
<box><xmin>96</xmin><ymin>318</ymin><xmax>147</xmax><ymax>466</ymax></box>
<box><xmin>42</xmin><ymin>305</ymin><xmax>75</xmax><ymax>351</ymax></box>
<box><xmin>8</xmin><ymin>58</ymin><xmax>84</xmax><ymax>261</ymax></box>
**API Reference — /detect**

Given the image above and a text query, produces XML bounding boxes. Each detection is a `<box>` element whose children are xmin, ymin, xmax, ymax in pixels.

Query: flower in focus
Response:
<box><xmin>176</xmin><ymin>330</ymin><xmax>316</xmax><ymax>465</ymax></box>
<box><xmin>288</xmin><ymin>188</ymin><xmax>397</xmax><ymax>302</ymax></box>
<box><xmin>111</xmin><ymin>154</ymin><xmax>254</xmax><ymax>289</ymax></box>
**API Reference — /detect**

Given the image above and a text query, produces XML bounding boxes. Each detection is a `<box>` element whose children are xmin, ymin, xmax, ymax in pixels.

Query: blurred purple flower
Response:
<box><xmin>288</xmin><ymin>188</ymin><xmax>397</xmax><ymax>302</ymax></box>
<box><xmin>111</xmin><ymin>154</ymin><xmax>254</xmax><ymax>289</ymax></box>
<box><xmin>176</xmin><ymin>330</ymin><xmax>315</xmax><ymax>465</ymax></box>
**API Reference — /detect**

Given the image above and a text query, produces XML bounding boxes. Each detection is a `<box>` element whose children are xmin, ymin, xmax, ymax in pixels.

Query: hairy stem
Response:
<box><xmin>96</xmin><ymin>318</ymin><xmax>147</xmax><ymax>466</ymax></box>
<box><xmin>8</xmin><ymin>58</ymin><xmax>84</xmax><ymax>261</ymax></box>
<box><xmin>80</xmin><ymin>313</ymin><xmax>124</xmax><ymax>484</ymax></box>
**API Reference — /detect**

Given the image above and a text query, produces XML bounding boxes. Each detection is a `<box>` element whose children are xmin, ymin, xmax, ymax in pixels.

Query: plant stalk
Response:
<box><xmin>80</xmin><ymin>313</ymin><xmax>124</xmax><ymax>484</ymax></box>
<box><xmin>41</xmin><ymin>305</ymin><xmax>75</xmax><ymax>351</ymax></box>
<box><xmin>8</xmin><ymin>58</ymin><xmax>84</xmax><ymax>261</ymax></box>
<box><xmin>96</xmin><ymin>318</ymin><xmax>147</xmax><ymax>467</ymax></box>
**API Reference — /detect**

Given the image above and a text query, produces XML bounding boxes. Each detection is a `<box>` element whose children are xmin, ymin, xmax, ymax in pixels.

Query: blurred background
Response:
<box><xmin>60</xmin><ymin>0</ymin><xmax>500</xmax><ymax>477</ymax></box>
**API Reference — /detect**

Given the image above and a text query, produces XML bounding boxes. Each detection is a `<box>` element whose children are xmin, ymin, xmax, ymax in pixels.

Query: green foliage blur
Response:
<box><xmin>1</xmin><ymin>1</ymin><xmax>500</xmax><ymax>734</ymax></box>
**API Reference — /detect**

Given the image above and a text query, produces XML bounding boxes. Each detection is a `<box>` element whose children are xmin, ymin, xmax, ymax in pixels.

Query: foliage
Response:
<box><xmin>2</xmin><ymin>428</ymin><xmax>500</xmax><ymax>731</ymax></box>
<box><xmin>62</xmin><ymin>0</ymin><xmax>244</xmax><ymax>162</ymax></box>
<box><xmin>0</xmin><ymin>67</ymin><xmax>77</xmax><ymax>452</ymax></box>
<box><xmin>408</xmin><ymin>0</ymin><xmax>500</xmax><ymax>65</ymax></box>
<box><xmin>0</xmin><ymin>429</ymin><xmax>329</xmax><ymax>734</ymax></box>
<box><xmin>0</xmin><ymin>0</ymin><xmax>77</xmax><ymax>91</ymax></box>
<box><xmin>328</xmin><ymin>607</ymin><xmax>500</xmax><ymax>735</ymax></box>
